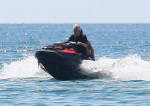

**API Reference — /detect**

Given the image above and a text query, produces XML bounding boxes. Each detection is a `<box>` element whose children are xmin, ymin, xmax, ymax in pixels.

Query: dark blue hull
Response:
<box><xmin>35</xmin><ymin>50</ymin><xmax>89</xmax><ymax>80</ymax></box>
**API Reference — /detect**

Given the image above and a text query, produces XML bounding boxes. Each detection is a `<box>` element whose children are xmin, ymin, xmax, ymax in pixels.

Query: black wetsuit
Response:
<box><xmin>68</xmin><ymin>34</ymin><xmax>88</xmax><ymax>59</ymax></box>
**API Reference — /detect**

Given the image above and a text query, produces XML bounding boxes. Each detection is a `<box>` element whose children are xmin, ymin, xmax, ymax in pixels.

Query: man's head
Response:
<box><xmin>73</xmin><ymin>24</ymin><xmax>81</xmax><ymax>36</ymax></box>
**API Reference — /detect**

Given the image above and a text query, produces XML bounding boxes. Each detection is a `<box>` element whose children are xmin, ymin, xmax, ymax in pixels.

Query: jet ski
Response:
<box><xmin>35</xmin><ymin>41</ymin><xmax>94</xmax><ymax>80</ymax></box>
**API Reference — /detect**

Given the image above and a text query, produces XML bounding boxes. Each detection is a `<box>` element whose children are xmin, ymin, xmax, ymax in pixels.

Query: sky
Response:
<box><xmin>0</xmin><ymin>0</ymin><xmax>150</xmax><ymax>23</ymax></box>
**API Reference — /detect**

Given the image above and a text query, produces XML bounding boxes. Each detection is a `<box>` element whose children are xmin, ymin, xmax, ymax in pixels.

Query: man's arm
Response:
<box><xmin>77</xmin><ymin>42</ymin><xmax>88</xmax><ymax>47</ymax></box>
<box><xmin>78</xmin><ymin>40</ymin><xmax>95</xmax><ymax>61</ymax></box>
<box><xmin>77</xmin><ymin>35</ymin><xmax>88</xmax><ymax>47</ymax></box>
<box><xmin>87</xmin><ymin>40</ymin><xmax>95</xmax><ymax>61</ymax></box>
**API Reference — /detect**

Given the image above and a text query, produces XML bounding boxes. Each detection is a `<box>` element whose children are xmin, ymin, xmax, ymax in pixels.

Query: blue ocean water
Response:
<box><xmin>0</xmin><ymin>24</ymin><xmax>150</xmax><ymax>105</ymax></box>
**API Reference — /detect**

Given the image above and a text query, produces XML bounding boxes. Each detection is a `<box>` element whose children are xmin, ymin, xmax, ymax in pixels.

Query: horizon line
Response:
<box><xmin>0</xmin><ymin>22</ymin><xmax>150</xmax><ymax>24</ymax></box>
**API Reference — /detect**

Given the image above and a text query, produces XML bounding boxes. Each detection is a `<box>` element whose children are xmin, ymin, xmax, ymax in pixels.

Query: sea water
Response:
<box><xmin>0</xmin><ymin>24</ymin><xmax>150</xmax><ymax>105</ymax></box>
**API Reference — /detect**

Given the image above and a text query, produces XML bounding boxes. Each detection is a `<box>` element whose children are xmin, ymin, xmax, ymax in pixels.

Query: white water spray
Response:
<box><xmin>1</xmin><ymin>54</ymin><xmax>150</xmax><ymax>81</ymax></box>
<box><xmin>81</xmin><ymin>54</ymin><xmax>150</xmax><ymax>81</ymax></box>
<box><xmin>0</xmin><ymin>56</ymin><xmax>51</xmax><ymax>79</ymax></box>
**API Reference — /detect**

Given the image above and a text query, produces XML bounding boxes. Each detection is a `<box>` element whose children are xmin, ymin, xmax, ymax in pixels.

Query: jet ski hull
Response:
<box><xmin>35</xmin><ymin>50</ymin><xmax>89</xmax><ymax>80</ymax></box>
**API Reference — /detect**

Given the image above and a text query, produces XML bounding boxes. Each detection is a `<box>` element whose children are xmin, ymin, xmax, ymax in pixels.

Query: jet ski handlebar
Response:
<box><xmin>66</xmin><ymin>41</ymin><xmax>77</xmax><ymax>45</ymax></box>
<box><xmin>53</xmin><ymin>41</ymin><xmax>77</xmax><ymax>45</ymax></box>
<box><xmin>42</xmin><ymin>41</ymin><xmax>77</xmax><ymax>50</ymax></box>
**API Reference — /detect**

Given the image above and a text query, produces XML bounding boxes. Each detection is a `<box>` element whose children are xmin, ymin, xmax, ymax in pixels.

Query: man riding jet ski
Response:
<box><xmin>35</xmin><ymin>24</ymin><xmax>95</xmax><ymax>80</ymax></box>
<box><xmin>68</xmin><ymin>24</ymin><xmax>95</xmax><ymax>61</ymax></box>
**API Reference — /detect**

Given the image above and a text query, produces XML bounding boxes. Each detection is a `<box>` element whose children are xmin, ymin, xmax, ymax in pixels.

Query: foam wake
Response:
<box><xmin>1</xmin><ymin>54</ymin><xmax>150</xmax><ymax>81</ymax></box>
<box><xmin>0</xmin><ymin>56</ymin><xmax>51</xmax><ymax>80</ymax></box>
<box><xmin>81</xmin><ymin>54</ymin><xmax>150</xmax><ymax>81</ymax></box>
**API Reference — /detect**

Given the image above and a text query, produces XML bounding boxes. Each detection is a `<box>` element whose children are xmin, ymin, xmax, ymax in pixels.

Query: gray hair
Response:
<box><xmin>73</xmin><ymin>24</ymin><xmax>81</xmax><ymax>31</ymax></box>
